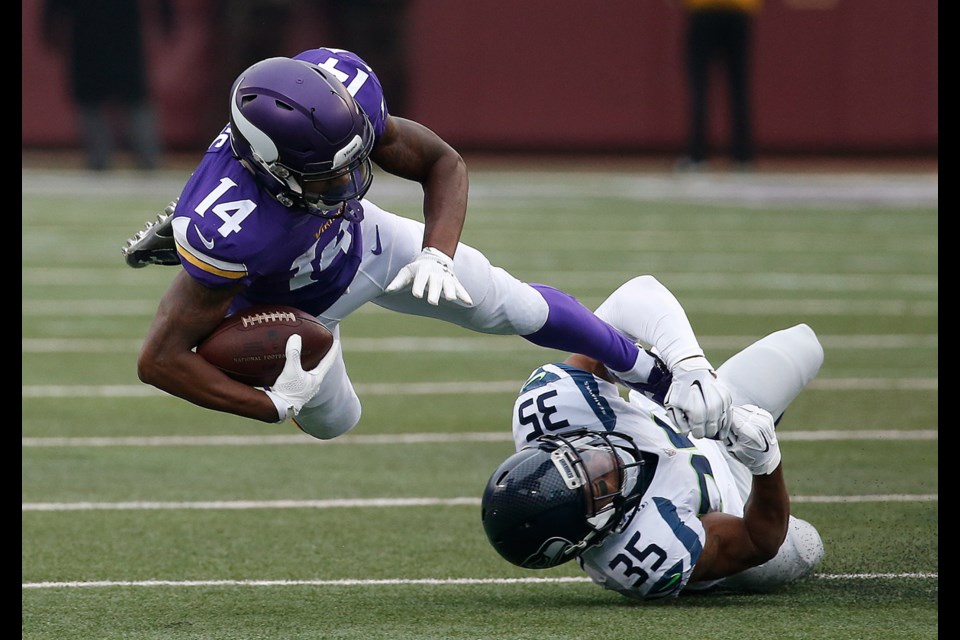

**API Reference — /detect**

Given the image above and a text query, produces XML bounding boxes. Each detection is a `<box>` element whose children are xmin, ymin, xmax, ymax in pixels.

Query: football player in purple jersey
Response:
<box><xmin>126</xmin><ymin>49</ymin><xmax>732</xmax><ymax>439</ymax></box>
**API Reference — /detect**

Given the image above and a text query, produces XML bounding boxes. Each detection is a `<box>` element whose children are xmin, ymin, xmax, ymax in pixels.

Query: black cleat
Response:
<box><xmin>121</xmin><ymin>200</ymin><xmax>179</xmax><ymax>268</ymax></box>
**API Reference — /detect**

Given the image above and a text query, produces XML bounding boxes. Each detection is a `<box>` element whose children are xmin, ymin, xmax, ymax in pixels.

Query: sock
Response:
<box><xmin>524</xmin><ymin>284</ymin><xmax>648</xmax><ymax>376</ymax></box>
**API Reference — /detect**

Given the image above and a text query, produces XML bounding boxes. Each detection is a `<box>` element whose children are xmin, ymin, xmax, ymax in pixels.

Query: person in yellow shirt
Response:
<box><xmin>676</xmin><ymin>0</ymin><xmax>762</xmax><ymax>171</ymax></box>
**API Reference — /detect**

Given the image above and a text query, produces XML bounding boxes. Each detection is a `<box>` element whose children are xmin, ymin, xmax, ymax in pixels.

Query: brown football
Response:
<box><xmin>196</xmin><ymin>305</ymin><xmax>333</xmax><ymax>387</ymax></box>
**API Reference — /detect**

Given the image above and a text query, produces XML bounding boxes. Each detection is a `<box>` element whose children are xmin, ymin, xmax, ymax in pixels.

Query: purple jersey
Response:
<box><xmin>171</xmin><ymin>48</ymin><xmax>388</xmax><ymax>317</ymax></box>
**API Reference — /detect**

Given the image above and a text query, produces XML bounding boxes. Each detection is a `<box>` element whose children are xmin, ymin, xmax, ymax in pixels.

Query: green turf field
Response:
<box><xmin>22</xmin><ymin>164</ymin><xmax>938</xmax><ymax>639</ymax></box>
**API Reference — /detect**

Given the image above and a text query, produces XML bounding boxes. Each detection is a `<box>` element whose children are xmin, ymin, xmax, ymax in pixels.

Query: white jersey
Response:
<box><xmin>509</xmin><ymin>323</ymin><xmax>826</xmax><ymax>599</ymax></box>
<box><xmin>510</xmin><ymin>362</ymin><xmax>746</xmax><ymax>599</ymax></box>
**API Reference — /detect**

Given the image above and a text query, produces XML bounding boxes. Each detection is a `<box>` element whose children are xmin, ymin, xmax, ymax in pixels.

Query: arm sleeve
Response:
<box><xmin>592</xmin><ymin>275</ymin><xmax>705</xmax><ymax>370</ymax></box>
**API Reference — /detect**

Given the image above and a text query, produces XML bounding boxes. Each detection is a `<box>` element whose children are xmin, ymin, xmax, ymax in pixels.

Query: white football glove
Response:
<box><xmin>664</xmin><ymin>356</ymin><xmax>732</xmax><ymax>439</ymax></box>
<box><xmin>384</xmin><ymin>247</ymin><xmax>473</xmax><ymax>306</ymax></box>
<box><xmin>724</xmin><ymin>404</ymin><xmax>781</xmax><ymax>475</ymax></box>
<box><xmin>264</xmin><ymin>334</ymin><xmax>340</xmax><ymax>423</ymax></box>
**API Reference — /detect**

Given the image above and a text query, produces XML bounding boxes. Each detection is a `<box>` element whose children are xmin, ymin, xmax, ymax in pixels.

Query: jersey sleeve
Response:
<box><xmin>511</xmin><ymin>363</ymin><xmax>626</xmax><ymax>450</ymax></box>
<box><xmin>172</xmin><ymin>145</ymin><xmax>263</xmax><ymax>289</ymax></box>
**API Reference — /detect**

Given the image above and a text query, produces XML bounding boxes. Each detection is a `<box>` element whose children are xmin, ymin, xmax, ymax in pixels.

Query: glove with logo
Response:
<box><xmin>724</xmin><ymin>404</ymin><xmax>782</xmax><ymax>475</ymax></box>
<box><xmin>664</xmin><ymin>356</ymin><xmax>732</xmax><ymax>440</ymax></box>
<box><xmin>385</xmin><ymin>247</ymin><xmax>473</xmax><ymax>306</ymax></box>
<box><xmin>264</xmin><ymin>334</ymin><xmax>341</xmax><ymax>423</ymax></box>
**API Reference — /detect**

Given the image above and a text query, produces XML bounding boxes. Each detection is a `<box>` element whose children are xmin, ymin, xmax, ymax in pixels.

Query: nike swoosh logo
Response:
<box><xmin>371</xmin><ymin>225</ymin><xmax>383</xmax><ymax>255</ymax></box>
<box><xmin>194</xmin><ymin>224</ymin><xmax>216</xmax><ymax>250</ymax></box>
<box><xmin>691</xmin><ymin>379</ymin><xmax>705</xmax><ymax>400</ymax></box>
<box><xmin>758</xmin><ymin>432</ymin><xmax>771</xmax><ymax>452</ymax></box>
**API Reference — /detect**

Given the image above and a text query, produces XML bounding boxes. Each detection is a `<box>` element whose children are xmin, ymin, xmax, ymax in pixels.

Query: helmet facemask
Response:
<box><xmin>481</xmin><ymin>429</ymin><xmax>648</xmax><ymax>569</ymax></box>
<box><xmin>299</xmin><ymin>154</ymin><xmax>373</xmax><ymax>220</ymax></box>
<box><xmin>544</xmin><ymin>431</ymin><xmax>645</xmax><ymax>545</ymax></box>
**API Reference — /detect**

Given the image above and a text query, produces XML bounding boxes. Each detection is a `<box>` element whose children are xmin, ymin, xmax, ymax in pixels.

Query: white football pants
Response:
<box><xmin>293</xmin><ymin>200</ymin><xmax>549</xmax><ymax>439</ymax></box>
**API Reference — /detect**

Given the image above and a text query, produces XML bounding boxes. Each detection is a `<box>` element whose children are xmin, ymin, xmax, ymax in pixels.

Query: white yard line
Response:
<box><xmin>22</xmin><ymin>573</ymin><xmax>938</xmax><ymax>590</ymax></box>
<box><xmin>18</xmin><ymin>268</ymin><xmax>942</xmax><ymax>293</ymax></box>
<box><xmin>20</xmin><ymin>430</ymin><xmax>938</xmax><ymax>448</ymax></box>
<box><xmin>21</xmin><ymin>494</ymin><xmax>939</xmax><ymax>513</ymax></box>
<box><xmin>20</xmin><ymin>334</ymin><xmax>940</xmax><ymax>353</ymax></box>
<box><xmin>21</xmin><ymin>167</ymin><xmax>939</xmax><ymax>208</ymax></box>
<box><xmin>20</xmin><ymin>298</ymin><xmax>939</xmax><ymax>316</ymax></box>
<box><xmin>19</xmin><ymin>377</ymin><xmax>940</xmax><ymax>399</ymax></box>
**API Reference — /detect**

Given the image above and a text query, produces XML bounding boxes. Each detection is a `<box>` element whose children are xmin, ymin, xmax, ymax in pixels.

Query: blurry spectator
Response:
<box><xmin>325</xmin><ymin>0</ymin><xmax>412</xmax><ymax>117</ymax></box>
<box><xmin>42</xmin><ymin>0</ymin><xmax>176</xmax><ymax>171</ymax></box>
<box><xmin>675</xmin><ymin>0</ymin><xmax>761</xmax><ymax>171</ymax></box>
<box><xmin>210</xmin><ymin>0</ymin><xmax>300</xmax><ymax>134</ymax></box>
<box><xmin>209</xmin><ymin>0</ymin><xmax>411</xmax><ymax>132</ymax></box>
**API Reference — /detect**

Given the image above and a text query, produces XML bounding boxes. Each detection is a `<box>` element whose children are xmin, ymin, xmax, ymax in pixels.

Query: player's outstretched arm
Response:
<box><xmin>137</xmin><ymin>271</ymin><xmax>283</xmax><ymax>423</ymax></box>
<box><xmin>371</xmin><ymin>116</ymin><xmax>468</xmax><ymax>259</ymax></box>
<box><xmin>374</xmin><ymin>116</ymin><xmax>473</xmax><ymax>305</ymax></box>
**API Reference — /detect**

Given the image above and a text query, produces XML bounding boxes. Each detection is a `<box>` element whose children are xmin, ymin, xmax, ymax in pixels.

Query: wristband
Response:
<box><xmin>672</xmin><ymin>355</ymin><xmax>712</xmax><ymax>373</ymax></box>
<box><xmin>264</xmin><ymin>389</ymin><xmax>292</xmax><ymax>423</ymax></box>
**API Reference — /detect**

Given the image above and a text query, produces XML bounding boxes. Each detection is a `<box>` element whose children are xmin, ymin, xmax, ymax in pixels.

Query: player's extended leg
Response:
<box><xmin>716</xmin><ymin>323</ymin><xmax>824</xmax><ymax>423</ymax></box>
<box><xmin>336</xmin><ymin>204</ymin><xmax>657</xmax><ymax>382</ymax></box>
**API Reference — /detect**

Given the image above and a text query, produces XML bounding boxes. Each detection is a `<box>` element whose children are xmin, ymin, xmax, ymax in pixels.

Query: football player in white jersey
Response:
<box><xmin>123</xmin><ymin>49</ymin><xmax>730</xmax><ymax>441</ymax></box>
<box><xmin>482</xmin><ymin>275</ymin><xmax>825</xmax><ymax>598</ymax></box>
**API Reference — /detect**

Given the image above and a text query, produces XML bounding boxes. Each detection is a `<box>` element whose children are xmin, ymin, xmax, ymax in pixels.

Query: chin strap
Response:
<box><xmin>340</xmin><ymin>199</ymin><xmax>364</xmax><ymax>222</ymax></box>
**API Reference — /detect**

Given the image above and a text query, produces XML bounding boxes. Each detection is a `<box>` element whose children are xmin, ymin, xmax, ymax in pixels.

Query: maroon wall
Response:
<box><xmin>22</xmin><ymin>0</ymin><xmax>938</xmax><ymax>156</ymax></box>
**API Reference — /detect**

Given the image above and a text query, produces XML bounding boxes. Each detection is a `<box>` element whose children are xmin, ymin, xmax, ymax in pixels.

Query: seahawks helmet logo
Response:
<box><xmin>522</xmin><ymin>537</ymin><xmax>576</xmax><ymax>569</ymax></box>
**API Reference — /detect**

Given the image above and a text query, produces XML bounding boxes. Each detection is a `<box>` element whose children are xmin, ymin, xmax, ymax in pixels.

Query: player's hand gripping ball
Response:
<box><xmin>196</xmin><ymin>306</ymin><xmax>334</xmax><ymax>387</ymax></box>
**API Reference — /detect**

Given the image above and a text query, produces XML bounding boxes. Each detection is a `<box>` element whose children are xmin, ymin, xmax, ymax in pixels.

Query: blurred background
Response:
<box><xmin>22</xmin><ymin>0</ymin><xmax>937</xmax><ymax>169</ymax></box>
<box><xmin>21</xmin><ymin>4</ymin><xmax>939</xmax><ymax>635</ymax></box>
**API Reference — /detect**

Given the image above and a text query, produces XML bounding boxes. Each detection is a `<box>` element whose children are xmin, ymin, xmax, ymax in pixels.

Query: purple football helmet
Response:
<box><xmin>228</xmin><ymin>57</ymin><xmax>375</xmax><ymax>221</ymax></box>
